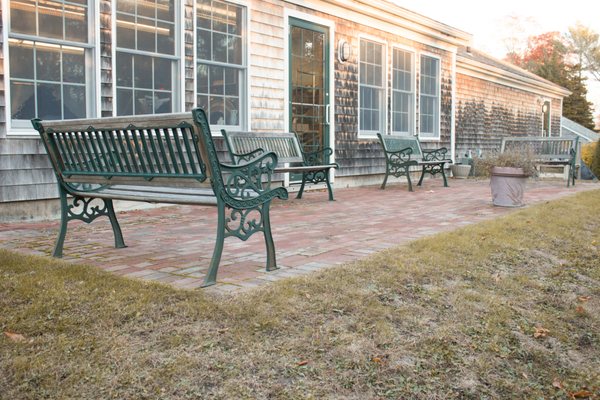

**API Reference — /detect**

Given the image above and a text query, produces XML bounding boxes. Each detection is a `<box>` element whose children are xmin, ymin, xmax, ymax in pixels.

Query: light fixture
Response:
<box><xmin>338</xmin><ymin>40</ymin><xmax>351</xmax><ymax>62</ymax></box>
<box><xmin>542</xmin><ymin>102</ymin><xmax>549</xmax><ymax>114</ymax></box>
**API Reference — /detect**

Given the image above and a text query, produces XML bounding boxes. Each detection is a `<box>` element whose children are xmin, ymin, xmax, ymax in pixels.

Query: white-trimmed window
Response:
<box><xmin>196</xmin><ymin>0</ymin><xmax>245</xmax><ymax>128</ymax></box>
<box><xmin>115</xmin><ymin>0</ymin><xmax>177</xmax><ymax>116</ymax></box>
<box><xmin>8</xmin><ymin>0</ymin><xmax>93</xmax><ymax>129</ymax></box>
<box><xmin>391</xmin><ymin>48</ymin><xmax>414</xmax><ymax>135</ymax></box>
<box><xmin>359</xmin><ymin>39</ymin><xmax>385</xmax><ymax>136</ymax></box>
<box><xmin>419</xmin><ymin>54</ymin><xmax>440</xmax><ymax>139</ymax></box>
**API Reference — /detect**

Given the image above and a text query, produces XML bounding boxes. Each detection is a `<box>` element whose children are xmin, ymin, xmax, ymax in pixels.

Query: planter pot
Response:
<box><xmin>451</xmin><ymin>164</ymin><xmax>472</xmax><ymax>179</ymax></box>
<box><xmin>490</xmin><ymin>167</ymin><xmax>528</xmax><ymax>207</ymax></box>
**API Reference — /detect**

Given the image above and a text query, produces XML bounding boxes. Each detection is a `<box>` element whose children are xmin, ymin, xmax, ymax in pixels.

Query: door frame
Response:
<box><xmin>284</xmin><ymin>9</ymin><xmax>335</xmax><ymax>186</ymax></box>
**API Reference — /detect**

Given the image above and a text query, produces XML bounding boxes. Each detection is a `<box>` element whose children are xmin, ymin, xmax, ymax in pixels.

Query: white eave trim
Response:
<box><xmin>282</xmin><ymin>0</ymin><xmax>472</xmax><ymax>49</ymax></box>
<box><xmin>457</xmin><ymin>55</ymin><xmax>571</xmax><ymax>98</ymax></box>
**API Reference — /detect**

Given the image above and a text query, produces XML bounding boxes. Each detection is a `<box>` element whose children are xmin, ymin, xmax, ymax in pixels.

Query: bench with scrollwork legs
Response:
<box><xmin>31</xmin><ymin>108</ymin><xmax>288</xmax><ymax>287</ymax></box>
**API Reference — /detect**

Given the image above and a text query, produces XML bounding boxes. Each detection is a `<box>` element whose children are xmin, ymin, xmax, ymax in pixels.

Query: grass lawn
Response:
<box><xmin>1</xmin><ymin>190</ymin><xmax>599</xmax><ymax>399</ymax></box>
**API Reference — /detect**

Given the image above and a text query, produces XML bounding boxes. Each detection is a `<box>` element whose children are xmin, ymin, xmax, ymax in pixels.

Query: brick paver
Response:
<box><xmin>1</xmin><ymin>179</ymin><xmax>597</xmax><ymax>294</ymax></box>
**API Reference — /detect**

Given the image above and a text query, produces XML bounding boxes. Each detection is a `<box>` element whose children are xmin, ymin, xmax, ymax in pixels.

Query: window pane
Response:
<box><xmin>154</xmin><ymin>58</ymin><xmax>172</xmax><ymax>91</ymax></box>
<box><xmin>10</xmin><ymin>0</ymin><xmax>36</xmax><ymax>35</ymax></box>
<box><xmin>197</xmin><ymin>0</ymin><xmax>211</xmax><ymax>29</ymax></box>
<box><xmin>213</xmin><ymin>32</ymin><xmax>227</xmax><ymax>63</ymax></box>
<box><xmin>63</xmin><ymin>49</ymin><xmax>86</xmax><ymax>84</ymax></box>
<box><xmin>197</xmin><ymin>64</ymin><xmax>209</xmax><ymax>94</ymax></box>
<box><xmin>157</xmin><ymin>21</ymin><xmax>175</xmax><ymax>55</ymax></box>
<box><xmin>225</xmin><ymin>98</ymin><xmax>239</xmax><ymax>125</ymax></box>
<box><xmin>117</xmin><ymin>88</ymin><xmax>134</xmax><ymax>116</ymax></box>
<box><xmin>197</xmin><ymin>29</ymin><xmax>211</xmax><ymax>60</ymax></box>
<box><xmin>63</xmin><ymin>85</ymin><xmax>86</xmax><ymax>119</ymax></box>
<box><xmin>228</xmin><ymin>36</ymin><xmax>242</xmax><ymax>65</ymax></box>
<box><xmin>212</xmin><ymin>1</ymin><xmax>227</xmax><ymax>32</ymax></box>
<box><xmin>137</xmin><ymin>17</ymin><xmax>156</xmax><ymax>52</ymax></box>
<box><xmin>37</xmin><ymin>83</ymin><xmax>62</xmax><ymax>119</ymax></box>
<box><xmin>116</xmin><ymin>52</ymin><xmax>133</xmax><ymax>87</ymax></box>
<box><xmin>224</xmin><ymin>67</ymin><xmax>238</xmax><ymax>96</ymax></box>
<box><xmin>10</xmin><ymin>81</ymin><xmax>35</xmax><ymax>120</ymax></box>
<box><xmin>117</xmin><ymin>13</ymin><xmax>136</xmax><ymax>49</ymax></box>
<box><xmin>135</xmin><ymin>90</ymin><xmax>154</xmax><ymax>115</ymax></box>
<box><xmin>157</xmin><ymin>0</ymin><xmax>175</xmax><ymax>21</ymax></box>
<box><xmin>36</xmin><ymin>45</ymin><xmax>62</xmax><ymax>82</ymax></box>
<box><xmin>209</xmin><ymin>66</ymin><xmax>224</xmax><ymax>95</ymax></box>
<box><xmin>209</xmin><ymin>97</ymin><xmax>224</xmax><ymax>124</ymax></box>
<box><xmin>134</xmin><ymin>55</ymin><xmax>153</xmax><ymax>89</ymax></box>
<box><xmin>9</xmin><ymin>42</ymin><xmax>34</xmax><ymax>80</ymax></box>
<box><xmin>155</xmin><ymin>92</ymin><xmax>172</xmax><ymax>114</ymax></box>
<box><xmin>117</xmin><ymin>0</ymin><xmax>135</xmax><ymax>13</ymax></box>
<box><xmin>39</xmin><ymin>1</ymin><xmax>64</xmax><ymax>40</ymax></box>
<box><xmin>65</xmin><ymin>3</ymin><xmax>88</xmax><ymax>42</ymax></box>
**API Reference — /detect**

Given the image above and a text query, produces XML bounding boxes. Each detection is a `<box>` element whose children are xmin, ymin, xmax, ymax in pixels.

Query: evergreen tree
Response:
<box><xmin>562</xmin><ymin>65</ymin><xmax>596</xmax><ymax>130</ymax></box>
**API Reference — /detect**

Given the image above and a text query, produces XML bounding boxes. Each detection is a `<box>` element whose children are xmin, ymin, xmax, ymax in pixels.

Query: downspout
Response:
<box><xmin>450</xmin><ymin>50</ymin><xmax>457</xmax><ymax>162</ymax></box>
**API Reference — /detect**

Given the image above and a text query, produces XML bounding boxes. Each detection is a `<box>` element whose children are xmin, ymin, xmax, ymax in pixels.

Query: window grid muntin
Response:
<box><xmin>419</xmin><ymin>55</ymin><xmax>440</xmax><ymax>138</ymax></box>
<box><xmin>392</xmin><ymin>48</ymin><xmax>414</xmax><ymax>135</ymax></box>
<box><xmin>8</xmin><ymin>0</ymin><xmax>92</xmax><ymax>127</ymax></box>
<box><xmin>359</xmin><ymin>39</ymin><xmax>384</xmax><ymax>134</ymax></box>
<box><xmin>196</xmin><ymin>0</ymin><xmax>246</xmax><ymax>128</ymax></box>
<box><xmin>115</xmin><ymin>0</ymin><xmax>178</xmax><ymax>116</ymax></box>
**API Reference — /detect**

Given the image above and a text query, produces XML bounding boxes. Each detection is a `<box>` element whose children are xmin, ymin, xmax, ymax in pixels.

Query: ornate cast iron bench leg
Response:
<box><xmin>54</xmin><ymin>187</ymin><xmax>126</xmax><ymax>258</ymax></box>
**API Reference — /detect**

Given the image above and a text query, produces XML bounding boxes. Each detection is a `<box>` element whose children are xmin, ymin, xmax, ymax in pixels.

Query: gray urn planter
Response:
<box><xmin>490</xmin><ymin>167</ymin><xmax>528</xmax><ymax>207</ymax></box>
<box><xmin>451</xmin><ymin>164</ymin><xmax>472</xmax><ymax>179</ymax></box>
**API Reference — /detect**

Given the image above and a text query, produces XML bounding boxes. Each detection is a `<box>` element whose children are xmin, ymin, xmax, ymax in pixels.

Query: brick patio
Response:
<box><xmin>1</xmin><ymin>179</ymin><xmax>597</xmax><ymax>294</ymax></box>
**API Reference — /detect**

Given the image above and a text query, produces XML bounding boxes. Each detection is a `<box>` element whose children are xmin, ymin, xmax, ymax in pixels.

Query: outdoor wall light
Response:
<box><xmin>542</xmin><ymin>102</ymin><xmax>549</xmax><ymax>113</ymax></box>
<box><xmin>338</xmin><ymin>40</ymin><xmax>351</xmax><ymax>62</ymax></box>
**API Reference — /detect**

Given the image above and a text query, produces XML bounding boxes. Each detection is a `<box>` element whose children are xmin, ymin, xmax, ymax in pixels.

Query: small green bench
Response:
<box><xmin>500</xmin><ymin>136</ymin><xmax>579</xmax><ymax>187</ymax></box>
<box><xmin>377</xmin><ymin>134</ymin><xmax>452</xmax><ymax>191</ymax></box>
<box><xmin>221</xmin><ymin>130</ymin><xmax>339</xmax><ymax>201</ymax></box>
<box><xmin>31</xmin><ymin>108</ymin><xmax>288</xmax><ymax>287</ymax></box>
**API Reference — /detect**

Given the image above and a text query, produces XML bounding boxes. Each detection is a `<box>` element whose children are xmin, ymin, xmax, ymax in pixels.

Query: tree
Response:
<box><xmin>566</xmin><ymin>23</ymin><xmax>600</xmax><ymax>82</ymax></box>
<box><xmin>507</xmin><ymin>31</ymin><xmax>595</xmax><ymax>129</ymax></box>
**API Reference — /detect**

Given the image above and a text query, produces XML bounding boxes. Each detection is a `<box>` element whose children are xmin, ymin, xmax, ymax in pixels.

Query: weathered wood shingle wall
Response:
<box><xmin>455</xmin><ymin>72</ymin><xmax>562</xmax><ymax>156</ymax></box>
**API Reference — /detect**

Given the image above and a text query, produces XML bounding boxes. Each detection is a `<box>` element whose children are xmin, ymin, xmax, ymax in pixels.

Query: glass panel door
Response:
<box><xmin>289</xmin><ymin>19</ymin><xmax>329</xmax><ymax>157</ymax></box>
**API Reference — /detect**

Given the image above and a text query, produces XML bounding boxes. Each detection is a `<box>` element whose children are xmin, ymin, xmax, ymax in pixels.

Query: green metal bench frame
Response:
<box><xmin>500</xmin><ymin>136</ymin><xmax>579</xmax><ymax>187</ymax></box>
<box><xmin>31</xmin><ymin>108</ymin><xmax>288</xmax><ymax>287</ymax></box>
<box><xmin>221</xmin><ymin>130</ymin><xmax>339</xmax><ymax>201</ymax></box>
<box><xmin>377</xmin><ymin>134</ymin><xmax>451</xmax><ymax>191</ymax></box>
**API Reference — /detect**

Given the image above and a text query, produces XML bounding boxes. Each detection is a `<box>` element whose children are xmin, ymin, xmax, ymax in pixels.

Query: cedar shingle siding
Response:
<box><xmin>0</xmin><ymin>0</ymin><xmax>569</xmax><ymax>214</ymax></box>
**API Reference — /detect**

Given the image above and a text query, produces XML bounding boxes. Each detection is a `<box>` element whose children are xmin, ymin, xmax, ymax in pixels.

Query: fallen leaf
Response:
<box><xmin>372</xmin><ymin>357</ymin><xmax>383</xmax><ymax>364</ymax></box>
<box><xmin>552</xmin><ymin>378</ymin><xmax>563</xmax><ymax>389</ymax></box>
<box><xmin>521</xmin><ymin>372</ymin><xmax>528</xmax><ymax>379</ymax></box>
<box><xmin>576</xmin><ymin>306</ymin><xmax>586</xmax><ymax>314</ymax></box>
<box><xmin>577</xmin><ymin>296</ymin><xmax>591</xmax><ymax>303</ymax></box>
<box><xmin>533</xmin><ymin>327</ymin><xmax>549</xmax><ymax>338</ymax></box>
<box><xmin>4</xmin><ymin>331</ymin><xmax>27</xmax><ymax>343</ymax></box>
<box><xmin>296</xmin><ymin>360</ymin><xmax>309</xmax><ymax>367</ymax></box>
<box><xmin>571</xmin><ymin>390</ymin><xmax>593</xmax><ymax>398</ymax></box>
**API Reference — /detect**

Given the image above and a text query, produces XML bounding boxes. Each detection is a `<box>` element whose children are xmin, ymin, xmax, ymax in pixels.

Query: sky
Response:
<box><xmin>396</xmin><ymin>0</ymin><xmax>600</xmax><ymax>119</ymax></box>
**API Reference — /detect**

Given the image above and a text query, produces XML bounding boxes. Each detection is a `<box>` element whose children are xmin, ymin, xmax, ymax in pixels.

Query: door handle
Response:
<box><xmin>325</xmin><ymin>104</ymin><xmax>330</xmax><ymax>126</ymax></box>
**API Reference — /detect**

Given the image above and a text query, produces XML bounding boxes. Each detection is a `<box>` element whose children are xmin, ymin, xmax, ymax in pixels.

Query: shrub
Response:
<box><xmin>473</xmin><ymin>149</ymin><xmax>538</xmax><ymax>178</ymax></box>
<box><xmin>591</xmin><ymin>138</ymin><xmax>600</xmax><ymax>178</ymax></box>
<box><xmin>581</xmin><ymin>142</ymin><xmax>596</xmax><ymax>166</ymax></box>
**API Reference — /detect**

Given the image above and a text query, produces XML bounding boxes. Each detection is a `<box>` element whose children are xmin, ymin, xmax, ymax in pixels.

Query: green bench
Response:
<box><xmin>500</xmin><ymin>136</ymin><xmax>579</xmax><ymax>187</ymax></box>
<box><xmin>221</xmin><ymin>130</ymin><xmax>339</xmax><ymax>201</ymax></box>
<box><xmin>31</xmin><ymin>108</ymin><xmax>288</xmax><ymax>287</ymax></box>
<box><xmin>377</xmin><ymin>134</ymin><xmax>452</xmax><ymax>191</ymax></box>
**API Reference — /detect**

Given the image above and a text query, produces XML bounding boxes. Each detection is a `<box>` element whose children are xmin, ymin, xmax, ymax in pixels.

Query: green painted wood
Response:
<box><xmin>31</xmin><ymin>109</ymin><xmax>289</xmax><ymax>287</ymax></box>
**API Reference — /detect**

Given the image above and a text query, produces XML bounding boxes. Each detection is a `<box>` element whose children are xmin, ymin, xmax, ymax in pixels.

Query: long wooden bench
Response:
<box><xmin>377</xmin><ymin>134</ymin><xmax>452</xmax><ymax>191</ymax></box>
<box><xmin>500</xmin><ymin>136</ymin><xmax>579</xmax><ymax>187</ymax></box>
<box><xmin>221</xmin><ymin>130</ymin><xmax>339</xmax><ymax>201</ymax></box>
<box><xmin>31</xmin><ymin>108</ymin><xmax>288</xmax><ymax>287</ymax></box>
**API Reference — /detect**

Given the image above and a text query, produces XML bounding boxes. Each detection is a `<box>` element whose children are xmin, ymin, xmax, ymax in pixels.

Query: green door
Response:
<box><xmin>289</xmin><ymin>18</ymin><xmax>330</xmax><ymax>159</ymax></box>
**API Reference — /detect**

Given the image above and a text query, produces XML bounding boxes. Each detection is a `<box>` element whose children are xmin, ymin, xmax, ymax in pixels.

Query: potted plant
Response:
<box><xmin>473</xmin><ymin>150</ymin><xmax>538</xmax><ymax>207</ymax></box>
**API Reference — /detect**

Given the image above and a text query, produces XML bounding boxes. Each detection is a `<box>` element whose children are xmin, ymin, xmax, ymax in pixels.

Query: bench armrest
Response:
<box><xmin>422</xmin><ymin>147</ymin><xmax>449</xmax><ymax>162</ymax></box>
<box><xmin>384</xmin><ymin>147</ymin><xmax>415</xmax><ymax>163</ymax></box>
<box><xmin>219</xmin><ymin>151</ymin><xmax>289</xmax><ymax>204</ymax></box>
<box><xmin>301</xmin><ymin>147</ymin><xmax>338</xmax><ymax>167</ymax></box>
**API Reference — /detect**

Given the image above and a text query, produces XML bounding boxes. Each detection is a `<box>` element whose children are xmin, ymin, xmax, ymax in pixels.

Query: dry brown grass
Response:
<box><xmin>1</xmin><ymin>190</ymin><xmax>599</xmax><ymax>399</ymax></box>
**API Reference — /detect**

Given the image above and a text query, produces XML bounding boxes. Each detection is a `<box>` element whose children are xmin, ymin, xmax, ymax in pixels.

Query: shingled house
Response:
<box><xmin>0</xmin><ymin>0</ymin><xmax>572</xmax><ymax>220</ymax></box>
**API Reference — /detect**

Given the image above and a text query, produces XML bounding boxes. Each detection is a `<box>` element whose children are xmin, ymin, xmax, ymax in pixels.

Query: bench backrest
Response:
<box><xmin>377</xmin><ymin>134</ymin><xmax>423</xmax><ymax>158</ymax></box>
<box><xmin>500</xmin><ymin>137</ymin><xmax>578</xmax><ymax>161</ymax></box>
<box><xmin>222</xmin><ymin>130</ymin><xmax>304</xmax><ymax>164</ymax></box>
<box><xmin>32</xmin><ymin>112</ymin><xmax>212</xmax><ymax>188</ymax></box>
